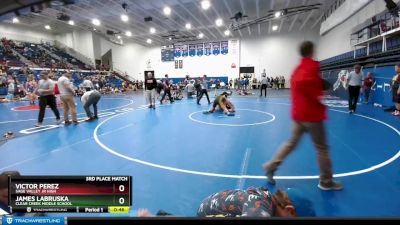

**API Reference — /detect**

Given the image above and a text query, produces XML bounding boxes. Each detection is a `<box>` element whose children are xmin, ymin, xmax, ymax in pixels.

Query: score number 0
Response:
<box><xmin>118</xmin><ymin>185</ymin><xmax>126</xmax><ymax>205</ymax></box>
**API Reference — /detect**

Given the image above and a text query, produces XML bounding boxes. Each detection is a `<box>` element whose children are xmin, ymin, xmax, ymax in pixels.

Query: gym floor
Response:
<box><xmin>0</xmin><ymin>90</ymin><xmax>399</xmax><ymax>217</ymax></box>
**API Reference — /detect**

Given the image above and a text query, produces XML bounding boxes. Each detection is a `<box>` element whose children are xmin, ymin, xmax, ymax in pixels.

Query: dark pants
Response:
<box><xmin>84</xmin><ymin>92</ymin><xmax>101</xmax><ymax>118</ymax></box>
<box><xmin>197</xmin><ymin>89</ymin><xmax>210</xmax><ymax>104</ymax></box>
<box><xmin>348</xmin><ymin>85</ymin><xmax>361</xmax><ymax>111</ymax></box>
<box><xmin>260</xmin><ymin>84</ymin><xmax>267</xmax><ymax>97</ymax></box>
<box><xmin>38</xmin><ymin>95</ymin><xmax>60</xmax><ymax>123</ymax></box>
<box><xmin>161</xmin><ymin>89</ymin><xmax>173</xmax><ymax>103</ymax></box>
<box><xmin>364</xmin><ymin>88</ymin><xmax>371</xmax><ymax>103</ymax></box>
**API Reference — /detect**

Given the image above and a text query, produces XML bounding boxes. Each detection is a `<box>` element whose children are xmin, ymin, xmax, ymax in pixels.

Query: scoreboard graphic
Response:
<box><xmin>8</xmin><ymin>176</ymin><xmax>131</xmax><ymax>214</ymax></box>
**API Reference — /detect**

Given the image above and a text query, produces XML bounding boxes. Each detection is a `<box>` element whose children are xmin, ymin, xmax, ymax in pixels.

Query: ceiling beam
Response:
<box><xmin>175</xmin><ymin>0</ymin><xmax>218</xmax><ymax>40</ymax></box>
<box><xmin>222</xmin><ymin>0</ymin><xmax>243</xmax><ymax>38</ymax></box>
<box><xmin>239</xmin><ymin>0</ymin><xmax>251</xmax><ymax>36</ymax></box>
<box><xmin>268</xmin><ymin>0</ymin><xmax>275</xmax><ymax>34</ymax></box>
<box><xmin>311</xmin><ymin>13</ymin><xmax>324</xmax><ymax>29</ymax></box>
<box><xmin>288</xmin><ymin>0</ymin><xmax>307</xmax><ymax>32</ymax></box>
<box><xmin>256</xmin><ymin>0</ymin><xmax>260</xmax><ymax>35</ymax></box>
<box><xmin>299</xmin><ymin>10</ymin><xmax>314</xmax><ymax>31</ymax></box>
<box><xmin>63</xmin><ymin>1</ymin><xmax>162</xmax><ymax>45</ymax></box>
<box><xmin>278</xmin><ymin>0</ymin><xmax>291</xmax><ymax>33</ymax></box>
<box><xmin>196</xmin><ymin>1</ymin><xmax>226</xmax><ymax>39</ymax></box>
<box><xmin>154</xmin><ymin>0</ymin><xmax>199</xmax><ymax>38</ymax></box>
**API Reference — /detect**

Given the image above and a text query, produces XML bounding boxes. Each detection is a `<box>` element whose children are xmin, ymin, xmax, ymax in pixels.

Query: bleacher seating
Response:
<box><xmin>41</xmin><ymin>44</ymin><xmax>88</xmax><ymax>70</ymax></box>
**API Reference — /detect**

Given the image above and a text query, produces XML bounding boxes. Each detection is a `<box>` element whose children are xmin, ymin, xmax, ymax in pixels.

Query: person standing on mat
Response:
<box><xmin>363</xmin><ymin>72</ymin><xmax>375</xmax><ymax>104</ymax></box>
<box><xmin>160</xmin><ymin>74</ymin><xmax>173</xmax><ymax>104</ymax></box>
<box><xmin>81</xmin><ymin>87</ymin><xmax>101</xmax><ymax>121</ymax></box>
<box><xmin>58</xmin><ymin>72</ymin><xmax>78</xmax><ymax>125</ymax></box>
<box><xmin>263</xmin><ymin>41</ymin><xmax>343</xmax><ymax>191</ymax></box>
<box><xmin>197</xmin><ymin>75</ymin><xmax>211</xmax><ymax>105</ymax></box>
<box><xmin>145</xmin><ymin>72</ymin><xmax>157</xmax><ymax>109</ymax></box>
<box><xmin>260</xmin><ymin>70</ymin><xmax>268</xmax><ymax>98</ymax></box>
<box><xmin>347</xmin><ymin>64</ymin><xmax>363</xmax><ymax>113</ymax></box>
<box><xmin>34</xmin><ymin>71</ymin><xmax>61</xmax><ymax>127</ymax></box>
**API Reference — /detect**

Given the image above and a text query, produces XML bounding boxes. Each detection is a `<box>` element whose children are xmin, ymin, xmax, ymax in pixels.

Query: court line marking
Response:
<box><xmin>94</xmin><ymin>101</ymin><xmax>400</xmax><ymax>180</ymax></box>
<box><xmin>237</xmin><ymin>148</ymin><xmax>252</xmax><ymax>189</ymax></box>
<box><xmin>0</xmin><ymin>98</ymin><xmax>134</xmax><ymax>124</ymax></box>
<box><xmin>188</xmin><ymin>109</ymin><xmax>276</xmax><ymax>127</ymax></box>
<box><xmin>0</xmin><ymin>123</ymin><xmax>137</xmax><ymax>171</ymax></box>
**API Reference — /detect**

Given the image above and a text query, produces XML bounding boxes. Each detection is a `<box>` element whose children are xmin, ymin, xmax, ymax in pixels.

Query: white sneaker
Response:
<box><xmin>56</xmin><ymin>119</ymin><xmax>62</xmax><ymax>125</ymax></box>
<box><xmin>34</xmin><ymin>123</ymin><xmax>43</xmax><ymax>127</ymax></box>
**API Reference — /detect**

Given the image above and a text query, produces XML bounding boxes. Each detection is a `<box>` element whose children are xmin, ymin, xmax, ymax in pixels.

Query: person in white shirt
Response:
<box><xmin>347</xmin><ymin>64</ymin><xmax>364</xmax><ymax>113</ymax></box>
<box><xmin>260</xmin><ymin>71</ymin><xmax>268</xmax><ymax>98</ymax></box>
<box><xmin>81</xmin><ymin>87</ymin><xmax>101</xmax><ymax>121</ymax></box>
<box><xmin>81</xmin><ymin>78</ymin><xmax>94</xmax><ymax>90</ymax></box>
<box><xmin>58</xmin><ymin>73</ymin><xmax>78</xmax><ymax>125</ymax></box>
<box><xmin>185</xmin><ymin>80</ymin><xmax>195</xmax><ymax>98</ymax></box>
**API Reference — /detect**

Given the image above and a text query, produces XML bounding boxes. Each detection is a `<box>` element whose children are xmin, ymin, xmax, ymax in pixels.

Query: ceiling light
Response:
<box><xmin>275</xmin><ymin>11</ymin><xmax>282</xmax><ymax>18</ymax></box>
<box><xmin>125</xmin><ymin>31</ymin><xmax>132</xmax><ymax>37</ymax></box>
<box><xmin>92</xmin><ymin>18</ymin><xmax>100</xmax><ymax>26</ymax></box>
<box><xmin>121</xmin><ymin>14</ymin><xmax>129</xmax><ymax>22</ymax></box>
<box><xmin>147</xmin><ymin>39</ymin><xmax>152</xmax><ymax>44</ymax></box>
<box><xmin>93</xmin><ymin>28</ymin><xmax>96</xmax><ymax>31</ymax></box>
<box><xmin>117</xmin><ymin>35</ymin><xmax>122</xmax><ymax>39</ymax></box>
<box><xmin>201</xmin><ymin>0</ymin><xmax>211</xmax><ymax>10</ymax></box>
<box><xmin>68</xmin><ymin>20</ymin><xmax>74</xmax><ymax>25</ymax></box>
<box><xmin>272</xmin><ymin>25</ymin><xmax>279</xmax><ymax>31</ymax></box>
<box><xmin>185</xmin><ymin>23</ymin><xmax>192</xmax><ymax>30</ymax></box>
<box><xmin>163</xmin><ymin>6</ymin><xmax>171</xmax><ymax>16</ymax></box>
<box><xmin>224</xmin><ymin>30</ymin><xmax>230</xmax><ymax>36</ymax></box>
<box><xmin>198</xmin><ymin>33</ymin><xmax>204</xmax><ymax>39</ymax></box>
<box><xmin>45</xmin><ymin>25</ymin><xmax>51</xmax><ymax>30</ymax></box>
<box><xmin>215</xmin><ymin>18</ymin><xmax>223</xmax><ymax>27</ymax></box>
<box><xmin>12</xmin><ymin>17</ymin><xmax>19</xmax><ymax>23</ymax></box>
<box><xmin>150</xmin><ymin>27</ymin><xmax>156</xmax><ymax>34</ymax></box>
<box><xmin>169</xmin><ymin>37</ymin><xmax>172</xmax><ymax>41</ymax></box>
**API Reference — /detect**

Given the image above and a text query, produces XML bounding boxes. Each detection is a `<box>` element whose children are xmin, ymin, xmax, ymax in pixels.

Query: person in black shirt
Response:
<box><xmin>145</xmin><ymin>72</ymin><xmax>157</xmax><ymax>109</ymax></box>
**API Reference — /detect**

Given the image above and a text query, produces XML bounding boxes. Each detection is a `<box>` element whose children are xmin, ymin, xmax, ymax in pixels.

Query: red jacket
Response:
<box><xmin>291</xmin><ymin>57</ymin><xmax>326</xmax><ymax>122</ymax></box>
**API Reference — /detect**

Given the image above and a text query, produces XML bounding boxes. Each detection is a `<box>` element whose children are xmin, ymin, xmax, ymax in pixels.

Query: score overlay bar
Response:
<box><xmin>8</xmin><ymin>176</ymin><xmax>132</xmax><ymax>214</ymax></box>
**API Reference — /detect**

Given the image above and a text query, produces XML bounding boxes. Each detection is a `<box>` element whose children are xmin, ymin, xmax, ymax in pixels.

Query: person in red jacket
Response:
<box><xmin>263</xmin><ymin>41</ymin><xmax>343</xmax><ymax>191</ymax></box>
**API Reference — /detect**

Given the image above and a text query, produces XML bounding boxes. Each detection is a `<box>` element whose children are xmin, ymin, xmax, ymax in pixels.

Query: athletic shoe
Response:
<box><xmin>85</xmin><ymin>117</ymin><xmax>95</xmax><ymax>122</ymax></box>
<box><xmin>56</xmin><ymin>119</ymin><xmax>62</xmax><ymax>125</ymax></box>
<box><xmin>65</xmin><ymin>121</ymin><xmax>72</xmax><ymax>126</ymax></box>
<box><xmin>93</xmin><ymin>116</ymin><xmax>99</xmax><ymax>120</ymax></box>
<box><xmin>318</xmin><ymin>180</ymin><xmax>343</xmax><ymax>191</ymax></box>
<box><xmin>34</xmin><ymin>123</ymin><xmax>43</xmax><ymax>127</ymax></box>
<box><xmin>72</xmin><ymin>121</ymin><xmax>79</xmax><ymax>125</ymax></box>
<box><xmin>262</xmin><ymin>163</ymin><xmax>276</xmax><ymax>185</ymax></box>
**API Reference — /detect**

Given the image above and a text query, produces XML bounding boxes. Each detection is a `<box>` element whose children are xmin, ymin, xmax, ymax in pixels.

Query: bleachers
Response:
<box><xmin>41</xmin><ymin>44</ymin><xmax>88</xmax><ymax>70</ymax></box>
<box><xmin>321</xmin><ymin>34</ymin><xmax>400</xmax><ymax>68</ymax></box>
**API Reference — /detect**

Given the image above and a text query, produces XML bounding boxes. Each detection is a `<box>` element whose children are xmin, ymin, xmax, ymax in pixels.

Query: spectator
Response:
<box><xmin>185</xmin><ymin>80</ymin><xmax>195</xmax><ymax>98</ymax></box>
<box><xmin>263</xmin><ymin>41</ymin><xmax>343</xmax><ymax>191</ymax></box>
<box><xmin>145</xmin><ymin>72</ymin><xmax>157</xmax><ymax>109</ymax></box>
<box><xmin>260</xmin><ymin>73</ymin><xmax>268</xmax><ymax>98</ymax></box>
<box><xmin>197</xmin><ymin>187</ymin><xmax>315</xmax><ymax>218</ymax></box>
